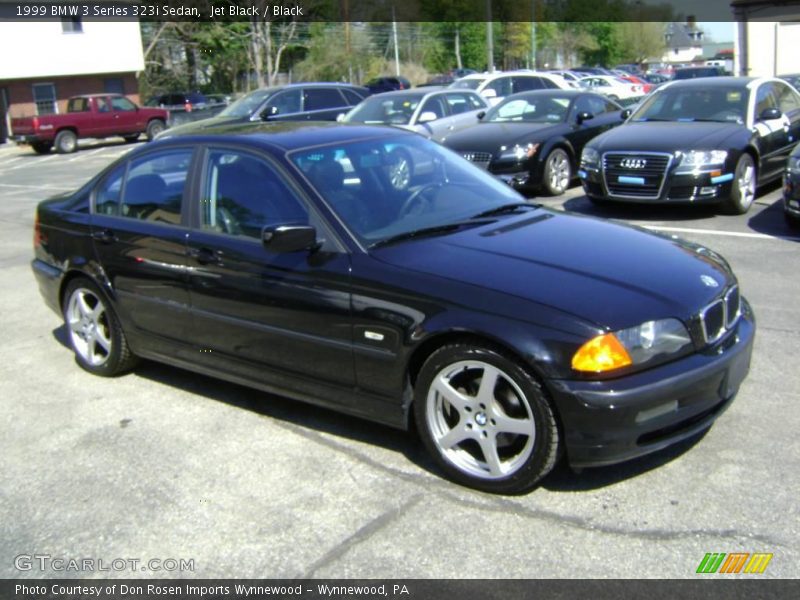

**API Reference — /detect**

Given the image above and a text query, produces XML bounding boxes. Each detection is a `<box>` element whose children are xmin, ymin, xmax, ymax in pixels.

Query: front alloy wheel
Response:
<box><xmin>415</xmin><ymin>344</ymin><xmax>560</xmax><ymax>494</ymax></box>
<box><xmin>542</xmin><ymin>148</ymin><xmax>571</xmax><ymax>196</ymax></box>
<box><xmin>725</xmin><ymin>153</ymin><xmax>756</xmax><ymax>214</ymax></box>
<box><xmin>63</xmin><ymin>279</ymin><xmax>137</xmax><ymax>376</ymax></box>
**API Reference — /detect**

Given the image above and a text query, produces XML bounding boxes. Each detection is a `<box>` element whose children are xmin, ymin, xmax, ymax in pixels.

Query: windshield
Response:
<box><xmin>290</xmin><ymin>135</ymin><xmax>525</xmax><ymax>247</ymax></box>
<box><xmin>345</xmin><ymin>94</ymin><xmax>425</xmax><ymax>125</ymax></box>
<box><xmin>485</xmin><ymin>95</ymin><xmax>571</xmax><ymax>123</ymax></box>
<box><xmin>219</xmin><ymin>89</ymin><xmax>273</xmax><ymax>118</ymax></box>
<box><xmin>450</xmin><ymin>78</ymin><xmax>484</xmax><ymax>90</ymax></box>
<box><xmin>631</xmin><ymin>86</ymin><xmax>746</xmax><ymax>124</ymax></box>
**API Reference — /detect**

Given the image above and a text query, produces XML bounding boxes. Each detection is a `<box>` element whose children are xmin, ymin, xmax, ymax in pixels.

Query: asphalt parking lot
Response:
<box><xmin>0</xmin><ymin>138</ymin><xmax>798</xmax><ymax>580</ymax></box>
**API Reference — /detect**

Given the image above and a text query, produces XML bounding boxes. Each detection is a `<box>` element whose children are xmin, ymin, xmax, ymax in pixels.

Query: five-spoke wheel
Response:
<box><xmin>415</xmin><ymin>344</ymin><xmax>559</xmax><ymax>494</ymax></box>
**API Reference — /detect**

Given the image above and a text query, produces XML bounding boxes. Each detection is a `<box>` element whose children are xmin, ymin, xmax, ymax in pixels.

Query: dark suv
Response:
<box><xmin>366</xmin><ymin>77</ymin><xmax>412</xmax><ymax>94</ymax></box>
<box><xmin>158</xmin><ymin>83</ymin><xmax>371</xmax><ymax>136</ymax></box>
<box><xmin>673</xmin><ymin>67</ymin><xmax>728</xmax><ymax>80</ymax></box>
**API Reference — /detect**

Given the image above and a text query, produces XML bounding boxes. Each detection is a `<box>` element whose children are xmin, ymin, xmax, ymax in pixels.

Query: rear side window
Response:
<box><xmin>304</xmin><ymin>88</ymin><xmax>346</xmax><ymax>111</ymax></box>
<box><xmin>512</xmin><ymin>77</ymin><xmax>543</xmax><ymax>92</ymax></box>
<box><xmin>94</xmin><ymin>150</ymin><xmax>192</xmax><ymax>224</ymax></box>
<box><xmin>67</xmin><ymin>98</ymin><xmax>90</xmax><ymax>112</ymax></box>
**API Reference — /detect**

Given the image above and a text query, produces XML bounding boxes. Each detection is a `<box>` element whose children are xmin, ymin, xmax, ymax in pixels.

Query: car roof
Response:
<box><xmin>152</xmin><ymin>122</ymin><xmax>414</xmax><ymax>152</ymax></box>
<box><xmin>660</xmin><ymin>77</ymin><xmax>758</xmax><ymax>89</ymax></box>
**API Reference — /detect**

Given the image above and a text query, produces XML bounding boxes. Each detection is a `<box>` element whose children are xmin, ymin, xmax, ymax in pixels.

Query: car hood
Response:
<box><xmin>372</xmin><ymin>209</ymin><xmax>734</xmax><ymax>331</ymax></box>
<box><xmin>441</xmin><ymin>122</ymin><xmax>561</xmax><ymax>152</ymax></box>
<box><xmin>590</xmin><ymin>121</ymin><xmax>743</xmax><ymax>152</ymax></box>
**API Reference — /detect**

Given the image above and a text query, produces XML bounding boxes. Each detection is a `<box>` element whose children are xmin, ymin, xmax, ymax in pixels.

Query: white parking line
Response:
<box><xmin>641</xmin><ymin>225</ymin><xmax>800</xmax><ymax>242</ymax></box>
<box><xmin>0</xmin><ymin>182</ymin><xmax>75</xmax><ymax>191</ymax></box>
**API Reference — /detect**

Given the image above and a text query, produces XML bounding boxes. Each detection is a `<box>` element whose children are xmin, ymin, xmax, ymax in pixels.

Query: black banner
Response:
<box><xmin>2</xmin><ymin>579</ymin><xmax>800</xmax><ymax>600</ymax></box>
<box><xmin>1</xmin><ymin>0</ymin><xmax>799</xmax><ymax>22</ymax></box>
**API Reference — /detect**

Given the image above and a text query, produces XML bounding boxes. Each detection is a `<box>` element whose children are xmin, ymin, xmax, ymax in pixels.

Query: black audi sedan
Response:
<box><xmin>579</xmin><ymin>77</ymin><xmax>800</xmax><ymax>214</ymax></box>
<box><xmin>438</xmin><ymin>90</ymin><xmax>625</xmax><ymax>196</ymax></box>
<box><xmin>784</xmin><ymin>143</ymin><xmax>800</xmax><ymax>227</ymax></box>
<box><xmin>32</xmin><ymin>122</ymin><xmax>754</xmax><ymax>494</ymax></box>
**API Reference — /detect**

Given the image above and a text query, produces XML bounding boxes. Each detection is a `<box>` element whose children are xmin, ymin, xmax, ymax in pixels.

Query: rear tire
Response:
<box><xmin>146</xmin><ymin>119</ymin><xmax>166</xmax><ymax>141</ymax></box>
<box><xmin>54</xmin><ymin>130</ymin><xmax>78</xmax><ymax>154</ymax></box>
<box><xmin>723</xmin><ymin>154</ymin><xmax>757</xmax><ymax>215</ymax></box>
<box><xmin>62</xmin><ymin>278</ymin><xmax>138</xmax><ymax>377</ymax></box>
<box><xmin>31</xmin><ymin>142</ymin><xmax>52</xmax><ymax>155</ymax></box>
<box><xmin>414</xmin><ymin>343</ymin><xmax>560</xmax><ymax>494</ymax></box>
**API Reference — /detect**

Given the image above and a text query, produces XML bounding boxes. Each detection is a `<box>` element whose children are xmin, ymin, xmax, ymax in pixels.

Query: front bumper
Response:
<box><xmin>579</xmin><ymin>163</ymin><xmax>735</xmax><ymax>205</ymax></box>
<box><xmin>550</xmin><ymin>299</ymin><xmax>755</xmax><ymax>468</ymax></box>
<box><xmin>784</xmin><ymin>169</ymin><xmax>800</xmax><ymax>218</ymax></box>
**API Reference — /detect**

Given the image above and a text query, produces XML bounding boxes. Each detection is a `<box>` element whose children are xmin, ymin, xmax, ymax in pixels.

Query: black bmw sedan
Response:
<box><xmin>32</xmin><ymin>122</ymin><xmax>754</xmax><ymax>494</ymax></box>
<box><xmin>580</xmin><ymin>77</ymin><xmax>800</xmax><ymax>214</ymax></box>
<box><xmin>438</xmin><ymin>90</ymin><xmax>625</xmax><ymax>195</ymax></box>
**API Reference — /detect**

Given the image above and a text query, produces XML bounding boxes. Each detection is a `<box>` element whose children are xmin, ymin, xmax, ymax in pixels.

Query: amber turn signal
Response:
<box><xmin>572</xmin><ymin>333</ymin><xmax>633</xmax><ymax>373</ymax></box>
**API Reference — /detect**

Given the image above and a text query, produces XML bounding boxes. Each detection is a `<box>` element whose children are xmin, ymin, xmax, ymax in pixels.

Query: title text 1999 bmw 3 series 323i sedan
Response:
<box><xmin>32</xmin><ymin>123</ymin><xmax>755</xmax><ymax>494</ymax></box>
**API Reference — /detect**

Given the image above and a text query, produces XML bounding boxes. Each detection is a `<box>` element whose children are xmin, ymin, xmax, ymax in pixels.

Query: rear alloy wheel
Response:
<box><xmin>414</xmin><ymin>344</ymin><xmax>560</xmax><ymax>494</ymax></box>
<box><xmin>542</xmin><ymin>148</ymin><xmax>572</xmax><ymax>196</ymax></box>
<box><xmin>63</xmin><ymin>279</ymin><xmax>137</xmax><ymax>376</ymax></box>
<box><xmin>146</xmin><ymin>119</ymin><xmax>166</xmax><ymax>141</ymax></box>
<box><xmin>54</xmin><ymin>130</ymin><xmax>78</xmax><ymax>154</ymax></box>
<box><xmin>725</xmin><ymin>153</ymin><xmax>757</xmax><ymax>215</ymax></box>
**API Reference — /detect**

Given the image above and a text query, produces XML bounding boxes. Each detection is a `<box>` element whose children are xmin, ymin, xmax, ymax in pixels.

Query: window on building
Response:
<box><xmin>104</xmin><ymin>78</ymin><xmax>124</xmax><ymax>95</ymax></box>
<box><xmin>32</xmin><ymin>83</ymin><xmax>57</xmax><ymax>115</ymax></box>
<box><xmin>61</xmin><ymin>17</ymin><xmax>83</xmax><ymax>34</ymax></box>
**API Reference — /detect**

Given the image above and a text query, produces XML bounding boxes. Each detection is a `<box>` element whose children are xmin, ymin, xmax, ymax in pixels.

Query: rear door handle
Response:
<box><xmin>187</xmin><ymin>247</ymin><xmax>222</xmax><ymax>265</ymax></box>
<box><xmin>91</xmin><ymin>229</ymin><xmax>117</xmax><ymax>244</ymax></box>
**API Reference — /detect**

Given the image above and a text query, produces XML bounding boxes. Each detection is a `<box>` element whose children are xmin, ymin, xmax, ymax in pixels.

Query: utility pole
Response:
<box><xmin>486</xmin><ymin>0</ymin><xmax>494</xmax><ymax>73</ymax></box>
<box><xmin>530</xmin><ymin>0</ymin><xmax>537</xmax><ymax>70</ymax></box>
<box><xmin>392</xmin><ymin>7</ymin><xmax>400</xmax><ymax>76</ymax></box>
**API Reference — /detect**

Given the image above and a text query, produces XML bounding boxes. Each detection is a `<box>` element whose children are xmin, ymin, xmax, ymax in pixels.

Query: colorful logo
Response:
<box><xmin>696</xmin><ymin>552</ymin><xmax>773</xmax><ymax>574</ymax></box>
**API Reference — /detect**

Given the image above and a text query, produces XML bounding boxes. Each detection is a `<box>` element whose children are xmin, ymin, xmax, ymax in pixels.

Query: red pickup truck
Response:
<box><xmin>11</xmin><ymin>94</ymin><xmax>169</xmax><ymax>154</ymax></box>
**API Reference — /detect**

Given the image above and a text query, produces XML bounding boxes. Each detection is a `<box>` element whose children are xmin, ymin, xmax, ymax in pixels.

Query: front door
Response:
<box><xmin>184</xmin><ymin>146</ymin><xmax>355</xmax><ymax>391</ymax></box>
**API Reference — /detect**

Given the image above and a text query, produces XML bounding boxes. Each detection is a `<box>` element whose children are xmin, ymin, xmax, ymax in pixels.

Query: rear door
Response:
<box><xmin>90</xmin><ymin>147</ymin><xmax>196</xmax><ymax>342</ymax></box>
<box><xmin>184</xmin><ymin>146</ymin><xmax>355</xmax><ymax>389</ymax></box>
<box><xmin>302</xmin><ymin>87</ymin><xmax>350</xmax><ymax>120</ymax></box>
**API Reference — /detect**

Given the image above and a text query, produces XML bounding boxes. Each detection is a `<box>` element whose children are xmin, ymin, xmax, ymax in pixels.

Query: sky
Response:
<box><xmin>700</xmin><ymin>22</ymin><xmax>735</xmax><ymax>43</ymax></box>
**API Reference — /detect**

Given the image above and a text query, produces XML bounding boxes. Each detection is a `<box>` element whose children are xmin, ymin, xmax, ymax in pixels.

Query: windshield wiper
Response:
<box><xmin>370</xmin><ymin>222</ymin><xmax>481</xmax><ymax>249</ymax></box>
<box><xmin>470</xmin><ymin>202</ymin><xmax>537</xmax><ymax>219</ymax></box>
<box><xmin>633</xmin><ymin>117</ymin><xmax>671</xmax><ymax>122</ymax></box>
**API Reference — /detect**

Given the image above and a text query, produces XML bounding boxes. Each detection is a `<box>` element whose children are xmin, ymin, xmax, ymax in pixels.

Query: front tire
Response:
<box><xmin>54</xmin><ymin>130</ymin><xmax>78</xmax><ymax>154</ymax></box>
<box><xmin>724</xmin><ymin>153</ymin><xmax>757</xmax><ymax>215</ymax></box>
<box><xmin>63</xmin><ymin>278</ymin><xmax>138</xmax><ymax>376</ymax></box>
<box><xmin>123</xmin><ymin>134</ymin><xmax>140</xmax><ymax>143</ymax></box>
<box><xmin>146</xmin><ymin>119</ymin><xmax>166</xmax><ymax>141</ymax></box>
<box><xmin>414</xmin><ymin>343</ymin><xmax>560</xmax><ymax>494</ymax></box>
<box><xmin>542</xmin><ymin>148</ymin><xmax>572</xmax><ymax>196</ymax></box>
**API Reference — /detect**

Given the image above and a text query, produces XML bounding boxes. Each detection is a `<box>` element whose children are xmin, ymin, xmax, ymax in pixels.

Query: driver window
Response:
<box><xmin>755</xmin><ymin>84</ymin><xmax>779</xmax><ymax>116</ymax></box>
<box><xmin>201</xmin><ymin>150</ymin><xmax>308</xmax><ymax>238</ymax></box>
<box><xmin>263</xmin><ymin>89</ymin><xmax>302</xmax><ymax>117</ymax></box>
<box><xmin>420</xmin><ymin>96</ymin><xmax>446</xmax><ymax>119</ymax></box>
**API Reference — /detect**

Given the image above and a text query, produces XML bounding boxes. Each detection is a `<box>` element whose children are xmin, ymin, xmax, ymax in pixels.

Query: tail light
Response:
<box><xmin>32</xmin><ymin>116</ymin><xmax>40</xmax><ymax>131</ymax></box>
<box><xmin>34</xmin><ymin>209</ymin><xmax>44</xmax><ymax>248</ymax></box>
<box><xmin>185</xmin><ymin>101</ymin><xmax>193</xmax><ymax>112</ymax></box>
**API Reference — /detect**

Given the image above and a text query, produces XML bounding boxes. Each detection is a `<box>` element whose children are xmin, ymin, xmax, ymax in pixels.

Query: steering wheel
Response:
<box><xmin>398</xmin><ymin>182</ymin><xmax>442</xmax><ymax>218</ymax></box>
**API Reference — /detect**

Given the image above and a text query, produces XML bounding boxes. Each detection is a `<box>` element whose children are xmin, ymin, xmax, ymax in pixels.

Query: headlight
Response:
<box><xmin>788</xmin><ymin>156</ymin><xmax>800</xmax><ymax>173</ymax></box>
<box><xmin>581</xmin><ymin>147</ymin><xmax>600</xmax><ymax>167</ymax></box>
<box><xmin>678</xmin><ymin>150</ymin><xmax>728</xmax><ymax>170</ymax></box>
<box><xmin>572</xmin><ymin>318</ymin><xmax>692</xmax><ymax>373</ymax></box>
<box><xmin>499</xmin><ymin>143</ymin><xmax>539</xmax><ymax>161</ymax></box>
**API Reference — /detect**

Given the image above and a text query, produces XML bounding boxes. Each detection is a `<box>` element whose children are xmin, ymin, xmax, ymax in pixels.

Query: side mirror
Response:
<box><xmin>261</xmin><ymin>225</ymin><xmax>318</xmax><ymax>253</ymax></box>
<box><xmin>759</xmin><ymin>107</ymin><xmax>782</xmax><ymax>121</ymax></box>
<box><xmin>576</xmin><ymin>111</ymin><xmax>594</xmax><ymax>125</ymax></box>
<box><xmin>418</xmin><ymin>111</ymin><xmax>438</xmax><ymax>123</ymax></box>
<box><xmin>477</xmin><ymin>111</ymin><xmax>486</xmax><ymax>120</ymax></box>
<box><xmin>620</xmin><ymin>108</ymin><xmax>633</xmax><ymax>119</ymax></box>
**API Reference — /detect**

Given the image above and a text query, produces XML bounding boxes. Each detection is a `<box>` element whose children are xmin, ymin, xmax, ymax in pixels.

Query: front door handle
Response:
<box><xmin>187</xmin><ymin>247</ymin><xmax>222</xmax><ymax>265</ymax></box>
<box><xmin>91</xmin><ymin>228</ymin><xmax>117</xmax><ymax>244</ymax></box>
